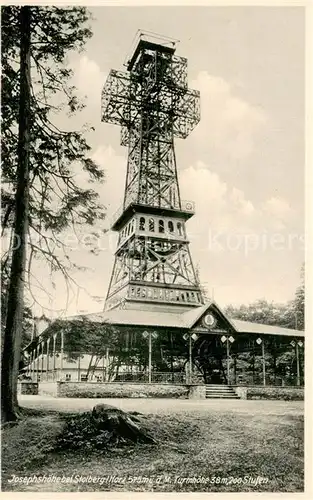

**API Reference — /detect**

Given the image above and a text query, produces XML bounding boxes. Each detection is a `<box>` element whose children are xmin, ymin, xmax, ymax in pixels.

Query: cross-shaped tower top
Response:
<box><xmin>101</xmin><ymin>33</ymin><xmax>203</xmax><ymax>312</ymax></box>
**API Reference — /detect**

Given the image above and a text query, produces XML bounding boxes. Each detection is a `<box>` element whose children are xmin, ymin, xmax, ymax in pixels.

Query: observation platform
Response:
<box><xmin>111</xmin><ymin>200</ymin><xmax>195</xmax><ymax>231</ymax></box>
<box><xmin>125</xmin><ymin>30</ymin><xmax>179</xmax><ymax>70</ymax></box>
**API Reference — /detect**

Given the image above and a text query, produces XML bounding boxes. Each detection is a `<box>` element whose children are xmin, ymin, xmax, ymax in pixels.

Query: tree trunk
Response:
<box><xmin>170</xmin><ymin>332</ymin><xmax>174</xmax><ymax>382</ymax></box>
<box><xmin>86</xmin><ymin>354</ymin><xmax>94</xmax><ymax>381</ymax></box>
<box><xmin>1</xmin><ymin>6</ymin><xmax>31</xmax><ymax>423</ymax></box>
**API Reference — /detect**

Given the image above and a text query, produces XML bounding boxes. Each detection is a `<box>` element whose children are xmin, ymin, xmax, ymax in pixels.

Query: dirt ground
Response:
<box><xmin>1</xmin><ymin>397</ymin><xmax>304</xmax><ymax>493</ymax></box>
<box><xmin>18</xmin><ymin>394</ymin><xmax>304</xmax><ymax>415</ymax></box>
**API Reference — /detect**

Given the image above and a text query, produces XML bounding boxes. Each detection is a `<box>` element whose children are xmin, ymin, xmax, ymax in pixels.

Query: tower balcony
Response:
<box><xmin>111</xmin><ymin>200</ymin><xmax>195</xmax><ymax>231</ymax></box>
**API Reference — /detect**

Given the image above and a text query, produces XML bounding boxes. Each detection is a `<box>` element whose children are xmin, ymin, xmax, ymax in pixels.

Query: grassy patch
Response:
<box><xmin>1</xmin><ymin>406</ymin><xmax>304</xmax><ymax>493</ymax></box>
<box><xmin>1</xmin><ymin>415</ymin><xmax>65</xmax><ymax>476</ymax></box>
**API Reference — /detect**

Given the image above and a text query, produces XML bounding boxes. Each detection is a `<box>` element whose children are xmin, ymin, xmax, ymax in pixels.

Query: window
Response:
<box><xmin>65</xmin><ymin>373</ymin><xmax>71</xmax><ymax>381</ymax></box>
<box><xmin>149</xmin><ymin>218</ymin><xmax>155</xmax><ymax>232</ymax></box>
<box><xmin>168</xmin><ymin>220</ymin><xmax>174</xmax><ymax>233</ymax></box>
<box><xmin>81</xmin><ymin>374</ymin><xmax>87</xmax><ymax>381</ymax></box>
<box><xmin>139</xmin><ymin>217</ymin><xmax>145</xmax><ymax>231</ymax></box>
<box><xmin>177</xmin><ymin>222</ymin><xmax>183</xmax><ymax>236</ymax></box>
<box><xmin>159</xmin><ymin>219</ymin><xmax>164</xmax><ymax>233</ymax></box>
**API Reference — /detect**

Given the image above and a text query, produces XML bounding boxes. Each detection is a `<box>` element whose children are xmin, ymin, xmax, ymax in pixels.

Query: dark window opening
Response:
<box><xmin>177</xmin><ymin>222</ymin><xmax>183</xmax><ymax>236</ymax></box>
<box><xmin>139</xmin><ymin>217</ymin><xmax>145</xmax><ymax>231</ymax></box>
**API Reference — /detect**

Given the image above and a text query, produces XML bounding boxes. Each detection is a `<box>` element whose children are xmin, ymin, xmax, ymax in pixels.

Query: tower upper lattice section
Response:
<box><xmin>101</xmin><ymin>33</ymin><xmax>200</xmax><ymax>213</ymax></box>
<box><xmin>101</xmin><ymin>33</ymin><xmax>200</xmax><ymax>143</ymax></box>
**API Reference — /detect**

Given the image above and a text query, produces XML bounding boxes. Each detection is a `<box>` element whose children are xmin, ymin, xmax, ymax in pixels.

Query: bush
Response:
<box><xmin>246</xmin><ymin>387</ymin><xmax>304</xmax><ymax>401</ymax></box>
<box><xmin>58</xmin><ymin>382</ymin><xmax>189</xmax><ymax>399</ymax></box>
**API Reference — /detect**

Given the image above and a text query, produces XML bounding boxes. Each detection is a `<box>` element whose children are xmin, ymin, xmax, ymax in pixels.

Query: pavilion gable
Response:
<box><xmin>182</xmin><ymin>301</ymin><xmax>237</xmax><ymax>333</ymax></box>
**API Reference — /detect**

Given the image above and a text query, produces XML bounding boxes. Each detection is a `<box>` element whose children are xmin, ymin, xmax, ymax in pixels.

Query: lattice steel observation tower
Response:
<box><xmin>101</xmin><ymin>31</ymin><xmax>204</xmax><ymax>312</ymax></box>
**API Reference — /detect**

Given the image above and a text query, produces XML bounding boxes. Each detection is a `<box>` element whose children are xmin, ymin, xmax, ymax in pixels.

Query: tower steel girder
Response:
<box><xmin>101</xmin><ymin>35</ymin><xmax>203</xmax><ymax>312</ymax></box>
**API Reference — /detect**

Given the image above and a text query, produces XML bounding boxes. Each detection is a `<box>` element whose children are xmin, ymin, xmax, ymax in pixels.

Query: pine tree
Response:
<box><xmin>1</xmin><ymin>6</ymin><xmax>106</xmax><ymax>422</ymax></box>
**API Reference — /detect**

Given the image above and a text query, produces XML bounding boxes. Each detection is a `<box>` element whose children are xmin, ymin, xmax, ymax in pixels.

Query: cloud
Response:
<box><xmin>229</xmin><ymin>187</ymin><xmax>255</xmax><ymax>216</ymax></box>
<box><xmin>180</xmin><ymin>162</ymin><xmax>297</xmax><ymax>242</ymax></box>
<box><xmin>262</xmin><ymin>196</ymin><xmax>293</xmax><ymax>219</ymax></box>
<box><xmin>50</xmin><ymin>54</ymin><xmax>106</xmax><ymax>131</ymax></box>
<box><xmin>71</xmin><ymin>55</ymin><xmax>106</xmax><ymax>110</ymax></box>
<box><xmin>90</xmin><ymin>145</ymin><xmax>127</xmax><ymax>217</ymax></box>
<box><xmin>71</xmin><ymin>144</ymin><xmax>126</xmax><ymax>218</ymax></box>
<box><xmin>179</xmin><ymin>162</ymin><xmax>303</xmax><ymax>306</ymax></box>
<box><xmin>191</xmin><ymin>71</ymin><xmax>267</xmax><ymax>161</ymax></box>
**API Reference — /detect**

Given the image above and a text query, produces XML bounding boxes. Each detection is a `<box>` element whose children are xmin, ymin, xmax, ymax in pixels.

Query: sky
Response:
<box><xmin>28</xmin><ymin>6</ymin><xmax>305</xmax><ymax>317</ymax></box>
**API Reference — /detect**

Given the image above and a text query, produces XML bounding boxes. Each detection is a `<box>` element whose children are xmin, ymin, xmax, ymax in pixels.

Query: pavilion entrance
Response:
<box><xmin>193</xmin><ymin>335</ymin><xmax>229</xmax><ymax>385</ymax></box>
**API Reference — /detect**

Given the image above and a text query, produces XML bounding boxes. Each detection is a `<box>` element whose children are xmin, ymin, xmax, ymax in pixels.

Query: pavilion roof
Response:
<box><xmin>70</xmin><ymin>309</ymin><xmax>185</xmax><ymax>329</ymax></box>
<box><xmin>63</xmin><ymin>303</ymin><xmax>304</xmax><ymax>337</ymax></box>
<box><xmin>232</xmin><ymin>319</ymin><xmax>303</xmax><ymax>337</ymax></box>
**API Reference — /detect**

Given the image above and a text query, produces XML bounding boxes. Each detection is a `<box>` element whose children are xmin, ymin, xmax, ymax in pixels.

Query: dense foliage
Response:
<box><xmin>37</xmin><ymin>317</ymin><xmax>188</xmax><ymax>381</ymax></box>
<box><xmin>224</xmin><ymin>265</ymin><xmax>305</xmax><ymax>331</ymax></box>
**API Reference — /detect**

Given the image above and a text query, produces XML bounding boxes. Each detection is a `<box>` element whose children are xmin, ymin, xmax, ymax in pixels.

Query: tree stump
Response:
<box><xmin>91</xmin><ymin>404</ymin><xmax>156</xmax><ymax>444</ymax></box>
